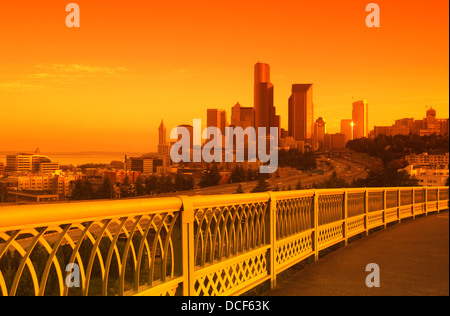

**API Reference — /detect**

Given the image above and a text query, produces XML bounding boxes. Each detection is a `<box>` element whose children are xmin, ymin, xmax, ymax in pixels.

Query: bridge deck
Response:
<box><xmin>264</xmin><ymin>212</ymin><xmax>449</xmax><ymax>296</ymax></box>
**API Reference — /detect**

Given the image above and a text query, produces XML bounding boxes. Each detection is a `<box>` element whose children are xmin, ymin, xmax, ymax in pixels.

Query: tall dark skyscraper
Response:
<box><xmin>288</xmin><ymin>84</ymin><xmax>314</xmax><ymax>142</ymax></box>
<box><xmin>207</xmin><ymin>109</ymin><xmax>228</xmax><ymax>134</ymax></box>
<box><xmin>352</xmin><ymin>100</ymin><xmax>369</xmax><ymax>139</ymax></box>
<box><xmin>254</xmin><ymin>63</ymin><xmax>280</xmax><ymax>137</ymax></box>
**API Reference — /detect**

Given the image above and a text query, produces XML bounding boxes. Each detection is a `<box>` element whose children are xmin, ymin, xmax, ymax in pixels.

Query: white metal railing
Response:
<box><xmin>0</xmin><ymin>186</ymin><xmax>448</xmax><ymax>296</ymax></box>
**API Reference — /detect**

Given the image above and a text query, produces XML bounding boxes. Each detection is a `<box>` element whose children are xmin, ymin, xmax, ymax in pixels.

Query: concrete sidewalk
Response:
<box><xmin>265</xmin><ymin>212</ymin><xmax>449</xmax><ymax>296</ymax></box>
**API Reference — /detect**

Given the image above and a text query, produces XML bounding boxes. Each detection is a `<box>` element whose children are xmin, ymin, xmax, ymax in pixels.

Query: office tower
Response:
<box><xmin>231</xmin><ymin>102</ymin><xmax>255</xmax><ymax>129</ymax></box>
<box><xmin>324</xmin><ymin>133</ymin><xmax>347</xmax><ymax>151</ymax></box>
<box><xmin>126</xmin><ymin>156</ymin><xmax>154</xmax><ymax>174</ymax></box>
<box><xmin>207</xmin><ymin>109</ymin><xmax>228</xmax><ymax>134</ymax></box>
<box><xmin>288</xmin><ymin>84</ymin><xmax>314</xmax><ymax>142</ymax></box>
<box><xmin>312</xmin><ymin>117</ymin><xmax>326</xmax><ymax>150</ymax></box>
<box><xmin>254</xmin><ymin>63</ymin><xmax>279</xmax><ymax>137</ymax></box>
<box><xmin>340</xmin><ymin>119</ymin><xmax>354</xmax><ymax>144</ymax></box>
<box><xmin>158</xmin><ymin>120</ymin><xmax>170</xmax><ymax>156</ymax></box>
<box><xmin>352</xmin><ymin>100</ymin><xmax>369</xmax><ymax>139</ymax></box>
<box><xmin>425</xmin><ymin>107</ymin><xmax>437</xmax><ymax>131</ymax></box>
<box><xmin>159</xmin><ymin>119</ymin><xmax>166</xmax><ymax>145</ymax></box>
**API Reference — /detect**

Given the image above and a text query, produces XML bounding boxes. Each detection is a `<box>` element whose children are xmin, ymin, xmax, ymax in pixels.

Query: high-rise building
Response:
<box><xmin>352</xmin><ymin>100</ymin><xmax>369</xmax><ymax>139</ymax></box>
<box><xmin>158</xmin><ymin>120</ymin><xmax>170</xmax><ymax>156</ymax></box>
<box><xmin>231</xmin><ymin>102</ymin><xmax>254</xmax><ymax>129</ymax></box>
<box><xmin>288</xmin><ymin>84</ymin><xmax>314</xmax><ymax>142</ymax></box>
<box><xmin>254</xmin><ymin>63</ymin><xmax>279</xmax><ymax>137</ymax></box>
<box><xmin>324</xmin><ymin>133</ymin><xmax>347</xmax><ymax>151</ymax></box>
<box><xmin>207</xmin><ymin>109</ymin><xmax>228</xmax><ymax>134</ymax></box>
<box><xmin>425</xmin><ymin>107</ymin><xmax>437</xmax><ymax>130</ymax></box>
<box><xmin>417</xmin><ymin>108</ymin><xmax>448</xmax><ymax>136</ymax></box>
<box><xmin>340</xmin><ymin>119</ymin><xmax>353</xmax><ymax>144</ymax></box>
<box><xmin>312</xmin><ymin>117</ymin><xmax>326</xmax><ymax>150</ymax></box>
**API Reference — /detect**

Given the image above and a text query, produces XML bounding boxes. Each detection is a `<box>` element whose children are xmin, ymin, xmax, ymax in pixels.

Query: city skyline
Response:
<box><xmin>0</xmin><ymin>1</ymin><xmax>448</xmax><ymax>153</ymax></box>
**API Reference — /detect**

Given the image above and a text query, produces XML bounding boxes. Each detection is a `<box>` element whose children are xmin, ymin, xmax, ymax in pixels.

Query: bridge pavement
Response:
<box><xmin>264</xmin><ymin>211</ymin><xmax>449</xmax><ymax>296</ymax></box>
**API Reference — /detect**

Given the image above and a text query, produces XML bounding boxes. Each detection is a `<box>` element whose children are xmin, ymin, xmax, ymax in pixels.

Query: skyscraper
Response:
<box><xmin>312</xmin><ymin>117</ymin><xmax>326</xmax><ymax>150</ymax></box>
<box><xmin>207</xmin><ymin>109</ymin><xmax>228</xmax><ymax>134</ymax></box>
<box><xmin>158</xmin><ymin>120</ymin><xmax>170</xmax><ymax>156</ymax></box>
<box><xmin>352</xmin><ymin>100</ymin><xmax>369</xmax><ymax>139</ymax></box>
<box><xmin>288</xmin><ymin>84</ymin><xmax>314</xmax><ymax>142</ymax></box>
<box><xmin>254</xmin><ymin>63</ymin><xmax>279</xmax><ymax>137</ymax></box>
<box><xmin>231</xmin><ymin>102</ymin><xmax>254</xmax><ymax>129</ymax></box>
<box><xmin>340</xmin><ymin>119</ymin><xmax>354</xmax><ymax>144</ymax></box>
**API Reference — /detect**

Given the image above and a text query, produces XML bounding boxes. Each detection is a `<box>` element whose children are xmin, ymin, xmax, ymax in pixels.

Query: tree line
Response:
<box><xmin>70</xmin><ymin>174</ymin><xmax>195</xmax><ymax>201</ymax></box>
<box><xmin>346</xmin><ymin>134</ymin><xmax>449</xmax><ymax>166</ymax></box>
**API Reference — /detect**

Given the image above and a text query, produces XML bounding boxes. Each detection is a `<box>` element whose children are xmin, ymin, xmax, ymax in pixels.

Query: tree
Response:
<box><xmin>199</xmin><ymin>164</ymin><xmax>221</xmax><ymax>188</ymax></box>
<box><xmin>159</xmin><ymin>175</ymin><xmax>175</xmax><ymax>193</ymax></box>
<box><xmin>71</xmin><ymin>180</ymin><xmax>95</xmax><ymax>200</ymax></box>
<box><xmin>97</xmin><ymin>177</ymin><xmax>113</xmax><ymax>199</ymax></box>
<box><xmin>351</xmin><ymin>168</ymin><xmax>419</xmax><ymax>188</ymax></box>
<box><xmin>135</xmin><ymin>175</ymin><xmax>146</xmax><ymax>196</ymax></box>
<box><xmin>235</xmin><ymin>184</ymin><xmax>244</xmax><ymax>194</ymax></box>
<box><xmin>251</xmin><ymin>178</ymin><xmax>270</xmax><ymax>193</ymax></box>
<box><xmin>175</xmin><ymin>174</ymin><xmax>195</xmax><ymax>191</ymax></box>
<box><xmin>317</xmin><ymin>172</ymin><xmax>349</xmax><ymax>189</ymax></box>
<box><xmin>278</xmin><ymin>148</ymin><xmax>317</xmax><ymax>170</ymax></box>
<box><xmin>145</xmin><ymin>176</ymin><xmax>159</xmax><ymax>195</ymax></box>
<box><xmin>230</xmin><ymin>165</ymin><xmax>246</xmax><ymax>183</ymax></box>
<box><xmin>295</xmin><ymin>179</ymin><xmax>303</xmax><ymax>190</ymax></box>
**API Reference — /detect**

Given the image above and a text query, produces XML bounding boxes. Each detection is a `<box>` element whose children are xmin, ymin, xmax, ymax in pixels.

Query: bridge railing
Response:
<box><xmin>0</xmin><ymin>186</ymin><xmax>448</xmax><ymax>296</ymax></box>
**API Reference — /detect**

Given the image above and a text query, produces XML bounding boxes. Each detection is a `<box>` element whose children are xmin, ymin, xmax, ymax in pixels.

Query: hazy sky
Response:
<box><xmin>0</xmin><ymin>0</ymin><xmax>448</xmax><ymax>153</ymax></box>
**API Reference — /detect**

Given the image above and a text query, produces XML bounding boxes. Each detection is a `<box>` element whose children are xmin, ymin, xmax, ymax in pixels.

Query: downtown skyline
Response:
<box><xmin>0</xmin><ymin>0</ymin><xmax>448</xmax><ymax>153</ymax></box>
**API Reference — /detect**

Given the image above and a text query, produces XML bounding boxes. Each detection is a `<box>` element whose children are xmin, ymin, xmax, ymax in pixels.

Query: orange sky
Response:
<box><xmin>0</xmin><ymin>0</ymin><xmax>448</xmax><ymax>153</ymax></box>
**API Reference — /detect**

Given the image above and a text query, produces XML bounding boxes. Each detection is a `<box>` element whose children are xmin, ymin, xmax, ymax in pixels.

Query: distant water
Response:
<box><xmin>0</xmin><ymin>152</ymin><xmax>143</xmax><ymax>167</ymax></box>
<box><xmin>50</xmin><ymin>156</ymin><xmax>126</xmax><ymax>166</ymax></box>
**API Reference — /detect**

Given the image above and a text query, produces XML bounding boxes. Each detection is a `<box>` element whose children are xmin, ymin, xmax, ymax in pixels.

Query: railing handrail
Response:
<box><xmin>0</xmin><ymin>196</ymin><xmax>183</xmax><ymax>230</ymax></box>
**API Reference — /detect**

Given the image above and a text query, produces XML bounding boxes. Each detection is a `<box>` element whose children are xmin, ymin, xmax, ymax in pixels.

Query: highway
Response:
<box><xmin>182</xmin><ymin>157</ymin><xmax>368</xmax><ymax>196</ymax></box>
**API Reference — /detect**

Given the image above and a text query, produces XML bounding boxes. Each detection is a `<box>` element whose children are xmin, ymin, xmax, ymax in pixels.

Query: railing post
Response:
<box><xmin>343</xmin><ymin>189</ymin><xmax>348</xmax><ymax>246</ymax></box>
<box><xmin>425</xmin><ymin>187</ymin><xmax>428</xmax><ymax>216</ymax></box>
<box><xmin>397</xmin><ymin>188</ymin><xmax>401</xmax><ymax>224</ymax></box>
<box><xmin>268</xmin><ymin>192</ymin><xmax>277</xmax><ymax>289</ymax></box>
<box><xmin>179</xmin><ymin>196</ymin><xmax>195</xmax><ymax>296</ymax></box>
<box><xmin>365</xmin><ymin>189</ymin><xmax>369</xmax><ymax>236</ymax></box>
<box><xmin>313</xmin><ymin>189</ymin><xmax>319</xmax><ymax>261</ymax></box>
<box><xmin>412</xmin><ymin>188</ymin><xmax>416</xmax><ymax>220</ymax></box>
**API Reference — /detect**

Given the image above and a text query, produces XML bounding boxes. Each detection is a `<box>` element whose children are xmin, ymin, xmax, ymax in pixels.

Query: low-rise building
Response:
<box><xmin>405</xmin><ymin>153</ymin><xmax>449</xmax><ymax>168</ymax></box>
<box><xmin>403</xmin><ymin>165</ymin><xmax>449</xmax><ymax>187</ymax></box>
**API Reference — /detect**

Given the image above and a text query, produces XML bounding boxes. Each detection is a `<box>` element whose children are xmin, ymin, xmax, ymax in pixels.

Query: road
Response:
<box><xmin>181</xmin><ymin>157</ymin><xmax>368</xmax><ymax>196</ymax></box>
